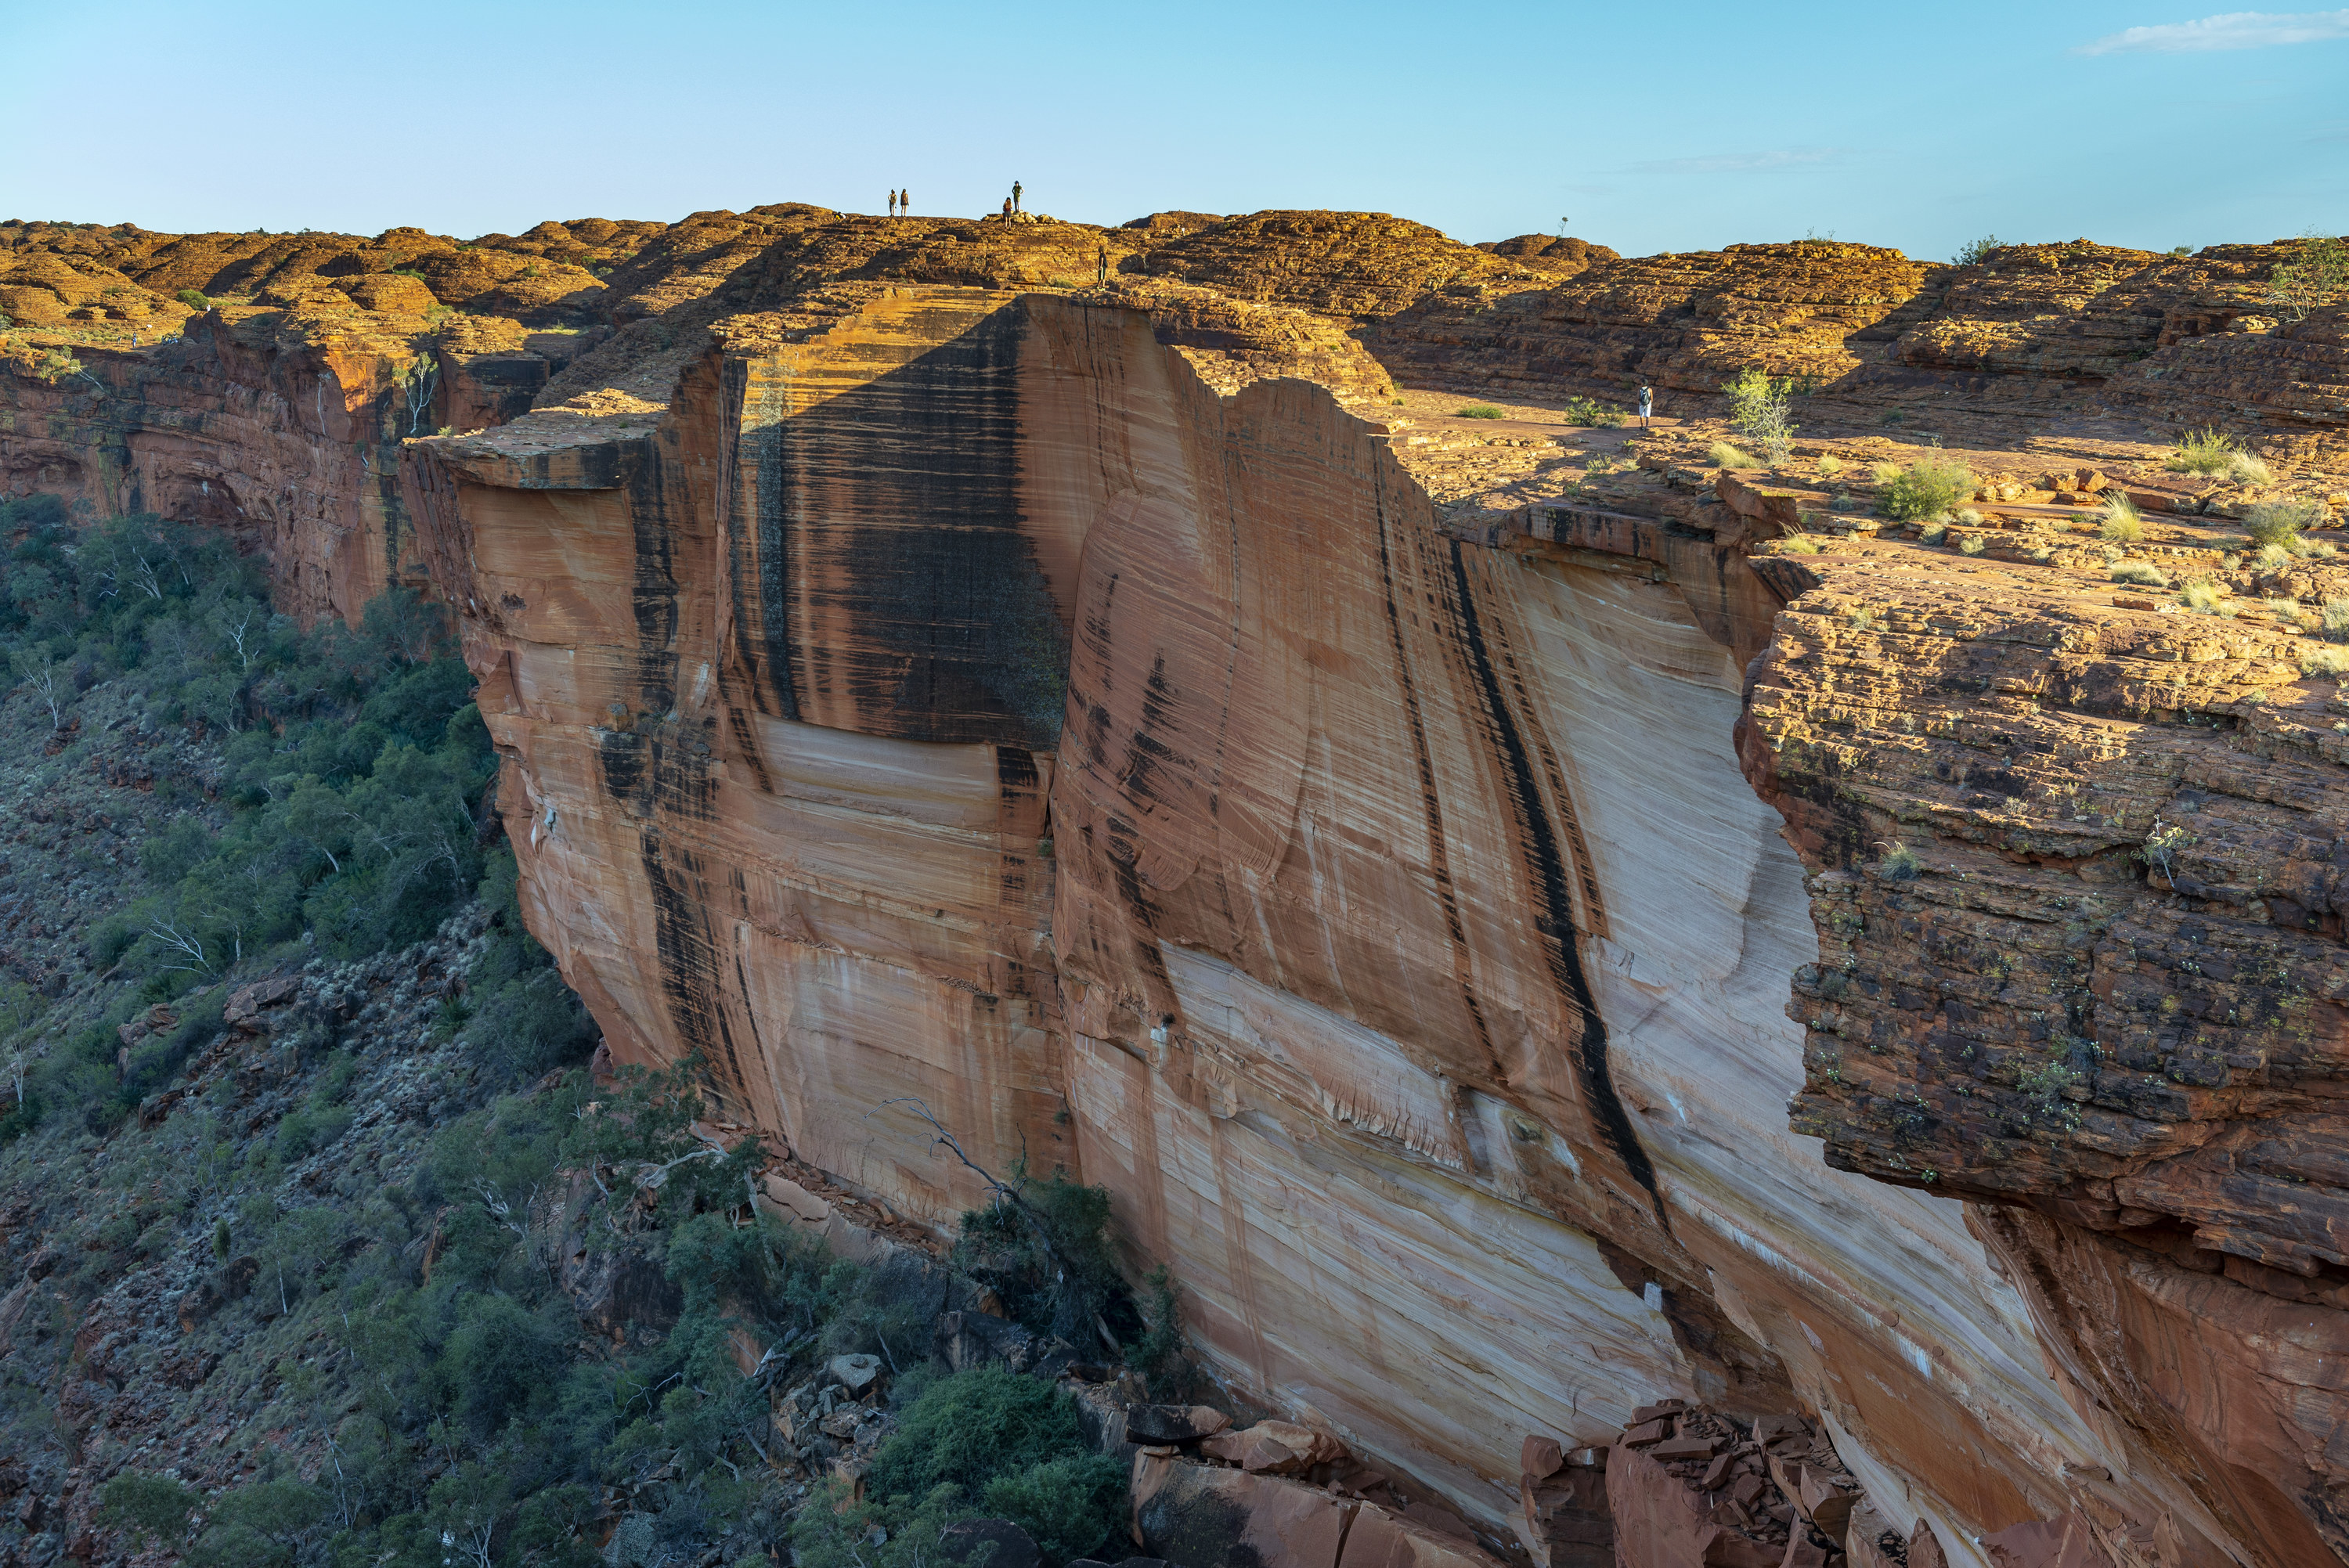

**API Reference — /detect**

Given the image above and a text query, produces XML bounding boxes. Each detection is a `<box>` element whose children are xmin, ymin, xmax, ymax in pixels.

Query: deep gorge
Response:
<box><xmin>5</xmin><ymin>207</ymin><xmax>2348</xmax><ymax>1568</ymax></box>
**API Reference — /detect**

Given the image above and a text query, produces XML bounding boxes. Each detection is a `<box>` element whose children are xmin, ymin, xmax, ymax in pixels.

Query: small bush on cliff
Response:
<box><xmin>1878</xmin><ymin>458</ymin><xmax>1973</xmax><ymax>522</ymax></box>
<box><xmin>1875</xmin><ymin>842</ymin><xmax>1920</xmax><ymax>881</ymax></box>
<box><xmin>1454</xmin><ymin>404</ymin><xmax>1503</xmax><ymax>419</ymax></box>
<box><xmin>176</xmin><ymin>288</ymin><xmax>210</xmax><ymax>312</ymax></box>
<box><xmin>1720</xmin><ymin>366</ymin><xmax>1795</xmax><ymax>463</ymax></box>
<box><xmin>1953</xmin><ymin>235</ymin><xmax>2004</xmax><ymax>266</ymax></box>
<box><xmin>2268</xmin><ymin>232</ymin><xmax>2348</xmax><ymax>322</ymax></box>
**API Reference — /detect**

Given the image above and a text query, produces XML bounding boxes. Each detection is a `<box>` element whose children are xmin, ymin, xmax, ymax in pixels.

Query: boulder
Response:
<box><xmin>828</xmin><ymin>1353</ymin><xmax>882</xmax><ymax>1393</ymax></box>
<box><xmin>1607</xmin><ymin>1444</ymin><xmax>1778</xmax><ymax>1568</ymax></box>
<box><xmin>1199</xmin><ymin>1419</ymin><xmax>1349</xmax><ymax>1474</ymax></box>
<box><xmin>1134</xmin><ymin>1453</ymin><xmax>1355</xmax><ymax>1568</ymax></box>
<box><xmin>223</xmin><ymin>975</ymin><xmax>299</xmax><ymax>1032</ymax></box>
<box><xmin>1341</xmin><ymin>1504</ymin><xmax>1507</xmax><ymax>1568</ymax></box>
<box><xmin>1125</xmin><ymin>1404</ymin><xmax>1232</xmax><ymax>1444</ymax></box>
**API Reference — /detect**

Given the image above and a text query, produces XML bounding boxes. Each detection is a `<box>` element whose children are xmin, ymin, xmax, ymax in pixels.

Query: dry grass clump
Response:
<box><xmin>1709</xmin><ymin>441</ymin><xmax>1761</xmax><ymax>469</ymax></box>
<box><xmin>2302</xmin><ymin>645</ymin><xmax>2349</xmax><ymax>676</ymax></box>
<box><xmin>2111</xmin><ymin>561</ymin><xmax>2168</xmax><ymax>586</ymax></box>
<box><xmin>2244</xmin><ymin>499</ymin><xmax>2322</xmax><ymax>550</ymax></box>
<box><xmin>2167</xmin><ymin>428</ymin><xmax>2238</xmax><ymax>474</ymax></box>
<box><xmin>2180</xmin><ymin>578</ymin><xmax>2236</xmax><ymax>616</ymax></box>
<box><xmin>2098</xmin><ymin>494</ymin><xmax>2144</xmax><ymax>542</ymax></box>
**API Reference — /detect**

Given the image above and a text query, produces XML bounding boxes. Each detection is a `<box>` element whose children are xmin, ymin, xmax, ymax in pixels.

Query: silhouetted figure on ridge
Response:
<box><xmin>1012</xmin><ymin>181</ymin><xmax>1023</xmax><ymax>214</ymax></box>
<box><xmin>887</xmin><ymin>191</ymin><xmax>897</xmax><ymax>218</ymax></box>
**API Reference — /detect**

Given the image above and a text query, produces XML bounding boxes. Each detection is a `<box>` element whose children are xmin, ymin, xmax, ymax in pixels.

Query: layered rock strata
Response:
<box><xmin>392</xmin><ymin>279</ymin><xmax>2325</xmax><ymax>1568</ymax></box>
<box><xmin>11</xmin><ymin>207</ymin><xmax>2349</xmax><ymax>1568</ymax></box>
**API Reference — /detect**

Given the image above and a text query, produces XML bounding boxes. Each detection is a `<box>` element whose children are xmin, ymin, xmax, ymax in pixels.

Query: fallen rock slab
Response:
<box><xmin>1135</xmin><ymin>1452</ymin><xmax>1355</xmax><ymax>1568</ymax></box>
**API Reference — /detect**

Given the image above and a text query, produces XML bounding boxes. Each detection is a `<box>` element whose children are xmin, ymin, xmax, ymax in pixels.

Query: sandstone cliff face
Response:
<box><xmin>390</xmin><ymin>280</ymin><xmax>2327</xmax><ymax>1568</ymax></box>
<box><xmin>13</xmin><ymin>207</ymin><xmax>2349</xmax><ymax>1568</ymax></box>
<box><xmin>1745</xmin><ymin>539</ymin><xmax>2349</xmax><ymax>1566</ymax></box>
<box><xmin>0</xmin><ymin>307</ymin><xmax>433</xmax><ymax>624</ymax></box>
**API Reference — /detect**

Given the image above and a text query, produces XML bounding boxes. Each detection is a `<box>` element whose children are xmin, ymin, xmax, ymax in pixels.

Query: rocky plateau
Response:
<box><xmin>5</xmin><ymin>204</ymin><xmax>2349</xmax><ymax>1568</ymax></box>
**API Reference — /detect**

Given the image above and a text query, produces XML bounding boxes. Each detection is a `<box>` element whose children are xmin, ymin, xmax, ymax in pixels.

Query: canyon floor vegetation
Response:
<box><xmin>0</xmin><ymin>499</ymin><xmax>1158</xmax><ymax>1566</ymax></box>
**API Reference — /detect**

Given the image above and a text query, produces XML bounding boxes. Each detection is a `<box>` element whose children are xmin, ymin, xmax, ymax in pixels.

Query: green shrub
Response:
<box><xmin>951</xmin><ymin>1167</ymin><xmax>1145</xmax><ymax>1345</ymax></box>
<box><xmin>1708</xmin><ymin>441</ymin><xmax>1759</xmax><ymax>469</ymax></box>
<box><xmin>1876</xmin><ymin>842</ymin><xmax>1920</xmax><ymax>881</ymax></box>
<box><xmin>2098</xmin><ymin>495</ymin><xmax>2143</xmax><ymax>542</ymax></box>
<box><xmin>866</xmin><ymin>1366</ymin><xmax>1085</xmax><ymax>1502</ymax></box>
<box><xmin>1879</xmin><ymin>458</ymin><xmax>1975</xmax><ymax>522</ymax></box>
<box><xmin>2244</xmin><ymin>499</ymin><xmax>2320</xmax><ymax>550</ymax></box>
<box><xmin>983</xmin><ymin>1453</ymin><xmax>1129</xmax><ymax>1565</ymax></box>
<box><xmin>1919</xmin><ymin>521</ymin><xmax>1949</xmax><ymax>545</ymax></box>
<box><xmin>1455</xmin><ymin>404</ymin><xmax>1503</xmax><ymax>419</ymax></box>
<box><xmin>1720</xmin><ymin>366</ymin><xmax>1795</xmax><ymax>462</ymax></box>
<box><xmin>1958</xmin><ymin>535</ymin><xmax>1986</xmax><ymax>557</ymax></box>
<box><xmin>176</xmin><ymin>289</ymin><xmax>211</xmax><ymax>312</ymax></box>
<box><xmin>99</xmin><ymin>1472</ymin><xmax>202</xmax><ymax>1547</ymax></box>
<box><xmin>1953</xmin><ymin>235</ymin><xmax>2003</xmax><ymax>266</ymax></box>
<box><xmin>183</xmin><ymin>1480</ymin><xmax>329</xmax><ymax>1568</ymax></box>
<box><xmin>1557</xmin><ymin>396</ymin><xmax>1626</xmax><ymax>427</ymax></box>
<box><xmin>2167</xmin><ymin>429</ymin><xmax>2237</xmax><ymax>475</ymax></box>
<box><xmin>2268</xmin><ymin>233</ymin><xmax>2348</xmax><ymax>322</ymax></box>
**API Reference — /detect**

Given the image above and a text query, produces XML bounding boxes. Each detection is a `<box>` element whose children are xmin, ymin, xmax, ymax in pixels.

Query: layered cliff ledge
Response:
<box><xmin>9</xmin><ymin>210</ymin><xmax>2349</xmax><ymax>1568</ymax></box>
<box><xmin>388</xmin><ymin>276</ymin><xmax>2345</xmax><ymax>1567</ymax></box>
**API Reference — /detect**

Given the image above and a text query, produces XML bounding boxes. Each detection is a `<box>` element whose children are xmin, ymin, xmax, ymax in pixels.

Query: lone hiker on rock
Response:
<box><xmin>1637</xmin><ymin>383</ymin><xmax>1654</xmax><ymax>430</ymax></box>
<box><xmin>1012</xmin><ymin>181</ymin><xmax>1023</xmax><ymax>214</ymax></box>
<box><xmin>900</xmin><ymin>189</ymin><xmax>910</xmax><ymax>215</ymax></box>
<box><xmin>887</xmin><ymin>191</ymin><xmax>897</xmax><ymax>218</ymax></box>
<box><xmin>1097</xmin><ymin>243</ymin><xmax>1109</xmax><ymax>287</ymax></box>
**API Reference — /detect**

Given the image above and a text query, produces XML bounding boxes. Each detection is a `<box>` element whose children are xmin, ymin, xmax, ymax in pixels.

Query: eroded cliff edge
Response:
<box><xmin>384</xmin><ymin>280</ymin><xmax>2341</xmax><ymax>1568</ymax></box>
<box><xmin>9</xmin><ymin>212</ymin><xmax>2348</xmax><ymax>1568</ymax></box>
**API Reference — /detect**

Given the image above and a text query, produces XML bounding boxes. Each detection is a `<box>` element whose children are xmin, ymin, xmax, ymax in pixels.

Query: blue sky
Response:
<box><xmin>3</xmin><ymin>0</ymin><xmax>2343</xmax><ymax>261</ymax></box>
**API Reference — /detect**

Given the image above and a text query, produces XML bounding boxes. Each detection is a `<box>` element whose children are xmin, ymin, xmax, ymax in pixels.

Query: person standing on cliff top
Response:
<box><xmin>1637</xmin><ymin>384</ymin><xmax>1654</xmax><ymax>430</ymax></box>
<box><xmin>1097</xmin><ymin>243</ymin><xmax>1109</xmax><ymax>287</ymax></box>
<box><xmin>1012</xmin><ymin>181</ymin><xmax>1023</xmax><ymax>214</ymax></box>
<box><xmin>1001</xmin><ymin>197</ymin><xmax>1012</xmax><ymax>219</ymax></box>
<box><xmin>887</xmin><ymin>191</ymin><xmax>897</xmax><ymax>219</ymax></box>
<box><xmin>900</xmin><ymin>189</ymin><xmax>910</xmax><ymax>215</ymax></box>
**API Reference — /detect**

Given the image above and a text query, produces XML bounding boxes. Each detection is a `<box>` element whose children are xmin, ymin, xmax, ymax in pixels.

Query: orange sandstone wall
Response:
<box><xmin>403</xmin><ymin>289</ymin><xmax>2269</xmax><ymax>1568</ymax></box>
<box><xmin>0</xmin><ymin>312</ymin><xmax>437</xmax><ymax>625</ymax></box>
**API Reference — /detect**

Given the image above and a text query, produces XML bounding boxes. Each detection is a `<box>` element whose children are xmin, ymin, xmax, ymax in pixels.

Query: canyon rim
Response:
<box><xmin>4</xmin><ymin>205</ymin><xmax>2349</xmax><ymax>1568</ymax></box>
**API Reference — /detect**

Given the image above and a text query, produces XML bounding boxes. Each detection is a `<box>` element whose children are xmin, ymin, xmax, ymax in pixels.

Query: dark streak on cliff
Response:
<box><xmin>1442</xmin><ymin>538</ymin><xmax>1662</xmax><ymax>1220</ymax></box>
